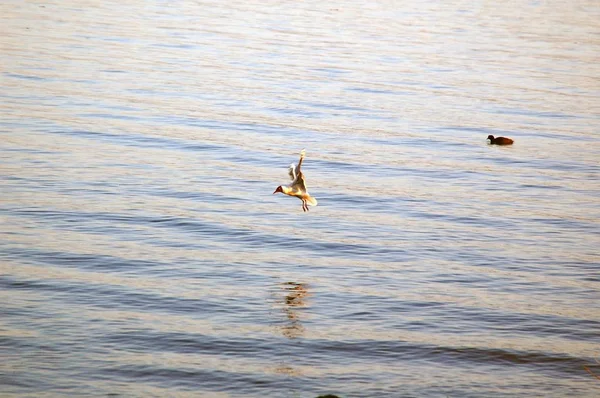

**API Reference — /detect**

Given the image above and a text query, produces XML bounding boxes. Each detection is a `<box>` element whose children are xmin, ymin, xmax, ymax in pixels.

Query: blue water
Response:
<box><xmin>1</xmin><ymin>1</ymin><xmax>599</xmax><ymax>397</ymax></box>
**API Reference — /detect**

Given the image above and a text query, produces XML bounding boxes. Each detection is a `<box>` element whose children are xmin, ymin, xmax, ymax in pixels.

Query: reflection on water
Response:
<box><xmin>279</xmin><ymin>281</ymin><xmax>308</xmax><ymax>340</ymax></box>
<box><xmin>270</xmin><ymin>282</ymin><xmax>309</xmax><ymax>378</ymax></box>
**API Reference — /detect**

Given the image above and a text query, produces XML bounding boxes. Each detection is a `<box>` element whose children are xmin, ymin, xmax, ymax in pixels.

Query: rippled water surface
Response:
<box><xmin>2</xmin><ymin>1</ymin><xmax>600</xmax><ymax>397</ymax></box>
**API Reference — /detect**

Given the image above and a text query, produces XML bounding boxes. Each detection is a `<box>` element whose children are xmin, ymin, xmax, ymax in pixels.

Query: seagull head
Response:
<box><xmin>273</xmin><ymin>186</ymin><xmax>283</xmax><ymax>194</ymax></box>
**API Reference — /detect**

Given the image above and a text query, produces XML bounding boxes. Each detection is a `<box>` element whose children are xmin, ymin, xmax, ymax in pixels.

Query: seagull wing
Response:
<box><xmin>296</xmin><ymin>149</ymin><xmax>305</xmax><ymax>174</ymax></box>
<box><xmin>287</xmin><ymin>163</ymin><xmax>296</xmax><ymax>181</ymax></box>
<box><xmin>287</xmin><ymin>149</ymin><xmax>306</xmax><ymax>181</ymax></box>
<box><xmin>292</xmin><ymin>171</ymin><xmax>308</xmax><ymax>192</ymax></box>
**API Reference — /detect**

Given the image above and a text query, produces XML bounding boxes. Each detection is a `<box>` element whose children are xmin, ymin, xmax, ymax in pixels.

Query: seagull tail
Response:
<box><xmin>305</xmin><ymin>196</ymin><xmax>318</xmax><ymax>207</ymax></box>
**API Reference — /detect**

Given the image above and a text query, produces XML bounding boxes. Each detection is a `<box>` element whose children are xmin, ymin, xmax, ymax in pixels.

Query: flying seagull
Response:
<box><xmin>273</xmin><ymin>149</ymin><xmax>318</xmax><ymax>212</ymax></box>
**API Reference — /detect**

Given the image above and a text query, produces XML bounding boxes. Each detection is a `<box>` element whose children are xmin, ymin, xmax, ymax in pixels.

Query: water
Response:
<box><xmin>1</xmin><ymin>1</ymin><xmax>599</xmax><ymax>397</ymax></box>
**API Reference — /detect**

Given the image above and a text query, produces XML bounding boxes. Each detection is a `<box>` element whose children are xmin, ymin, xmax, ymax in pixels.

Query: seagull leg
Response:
<box><xmin>302</xmin><ymin>200</ymin><xmax>307</xmax><ymax>212</ymax></box>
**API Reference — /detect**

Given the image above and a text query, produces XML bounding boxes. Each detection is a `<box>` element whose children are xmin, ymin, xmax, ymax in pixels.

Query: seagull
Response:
<box><xmin>487</xmin><ymin>135</ymin><xmax>514</xmax><ymax>145</ymax></box>
<box><xmin>273</xmin><ymin>149</ymin><xmax>318</xmax><ymax>212</ymax></box>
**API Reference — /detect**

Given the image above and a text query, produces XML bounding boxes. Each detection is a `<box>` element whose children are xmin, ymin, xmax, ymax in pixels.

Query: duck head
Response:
<box><xmin>487</xmin><ymin>135</ymin><xmax>495</xmax><ymax>142</ymax></box>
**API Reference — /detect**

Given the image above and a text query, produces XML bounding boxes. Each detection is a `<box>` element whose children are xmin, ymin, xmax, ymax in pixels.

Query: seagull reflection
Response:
<box><xmin>279</xmin><ymin>281</ymin><xmax>308</xmax><ymax>339</ymax></box>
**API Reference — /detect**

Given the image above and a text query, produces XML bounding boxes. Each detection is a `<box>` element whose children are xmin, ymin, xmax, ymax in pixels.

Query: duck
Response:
<box><xmin>487</xmin><ymin>135</ymin><xmax>514</xmax><ymax>145</ymax></box>
<box><xmin>273</xmin><ymin>149</ymin><xmax>318</xmax><ymax>212</ymax></box>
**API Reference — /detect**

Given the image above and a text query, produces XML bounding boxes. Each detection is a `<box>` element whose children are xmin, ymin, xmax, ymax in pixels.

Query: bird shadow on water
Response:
<box><xmin>268</xmin><ymin>283</ymin><xmax>345</xmax><ymax>398</ymax></box>
<box><xmin>278</xmin><ymin>281</ymin><xmax>309</xmax><ymax>340</ymax></box>
<box><xmin>269</xmin><ymin>281</ymin><xmax>310</xmax><ymax>378</ymax></box>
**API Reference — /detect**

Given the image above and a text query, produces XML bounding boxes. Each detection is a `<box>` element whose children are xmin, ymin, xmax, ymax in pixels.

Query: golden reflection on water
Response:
<box><xmin>278</xmin><ymin>281</ymin><xmax>309</xmax><ymax>340</ymax></box>
<box><xmin>270</xmin><ymin>281</ymin><xmax>309</xmax><ymax>377</ymax></box>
